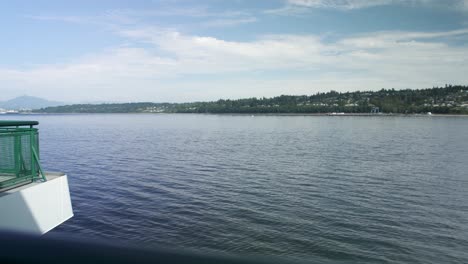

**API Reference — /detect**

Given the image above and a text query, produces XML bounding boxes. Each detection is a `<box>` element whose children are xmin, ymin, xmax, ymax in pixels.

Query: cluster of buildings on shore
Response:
<box><xmin>0</xmin><ymin>108</ymin><xmax>32</xmax><ymax>114</ymax></box>
<box><xmin>0</xmin><ymin>109</ymin><xmax>18</xmax><ymax>114</ymax></box>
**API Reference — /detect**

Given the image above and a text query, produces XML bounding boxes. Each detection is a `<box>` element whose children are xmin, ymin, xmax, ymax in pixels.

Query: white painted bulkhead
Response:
<box><xmin>0</xmin><ymin>172</ymin><xmax>73</xmax><ymax>235</ymax></box>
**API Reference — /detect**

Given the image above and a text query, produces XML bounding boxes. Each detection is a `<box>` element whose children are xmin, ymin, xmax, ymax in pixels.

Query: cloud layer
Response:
<box><xmin>1</xmin><ymin>23</ymin><xmax>467</xmax><ymax>102</ymax></box>
<box><xmin>2</xmin><ymin>2</ymin><xmax>468</xmax><ymax>102</ymax></box>
<box><xmin>286</xmin><ymin>0</ymin><xmax>465</xmax><ymax>10</ymax></box>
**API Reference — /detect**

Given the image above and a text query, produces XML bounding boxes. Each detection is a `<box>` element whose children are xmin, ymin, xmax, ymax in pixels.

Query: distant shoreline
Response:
<box><xmin>6</xmin><ymin>112</ymin><xmax>468</xmax><ymax>117</ymax></box>
<box><xmin>29</xmin><ymin>85</ymin><xmax>468</xmax><ymax>115</ymax></box>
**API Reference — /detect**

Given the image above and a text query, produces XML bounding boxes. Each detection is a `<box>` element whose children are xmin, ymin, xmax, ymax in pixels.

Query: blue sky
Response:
<box><xmin>1</xmin><ymin>0</ymin><xmax>468</xmax><ymax>103</ymax></box>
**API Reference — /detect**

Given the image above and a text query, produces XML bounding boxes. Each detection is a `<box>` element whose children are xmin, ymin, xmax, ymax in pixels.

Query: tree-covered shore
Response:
<box><xmin>35</xmin><ymin>85</ymin><xmax>468</xmax><ymax>114</ymax></box>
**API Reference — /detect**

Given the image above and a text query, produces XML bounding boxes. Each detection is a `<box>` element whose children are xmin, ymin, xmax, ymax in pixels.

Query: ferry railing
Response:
<box><xmin>0</xmin><ymin>121</ymin><xmax>46</xmax><ymax>190</ymax></box>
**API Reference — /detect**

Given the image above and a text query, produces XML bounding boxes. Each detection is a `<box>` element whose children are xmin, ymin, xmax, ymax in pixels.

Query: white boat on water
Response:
<box><xmin>328</xmin><ymin>112</ymin><xmax>345</xmax><ymax>116</ymax></box>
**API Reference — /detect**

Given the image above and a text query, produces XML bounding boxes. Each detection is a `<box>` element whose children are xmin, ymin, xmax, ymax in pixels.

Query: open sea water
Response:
<box><xmin>5</xmin><ymin>114</ymin><xmax>468</xmax><ymax>263</ymax></box>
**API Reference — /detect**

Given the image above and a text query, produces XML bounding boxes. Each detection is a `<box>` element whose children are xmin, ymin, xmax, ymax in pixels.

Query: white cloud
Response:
<box><xmin>26</xmin><ymin>7</ymin><xmax>258</xmax><ymax>30</ymax></box>
<box><xmin>287</xmin><ymin>0</ymin><xmax>395</xmax><ymax>9</ymax></box>
<box><xmin>199</xmin><ymin>17</ymin><xmax>257</xmax><ymax>28</ymax></box>
<box><xmin>265</xmin><ymin>0</ymin><xmax>390</xmax><ymax>15</ymax></box>
<box><xmin>1</xmin><ymin>27</ymin><xmax>468</xmax><ymax>102</ymax></box>
<box><xmin>266</xmin><ymin>0</ymin><xmax>465</xmax><ymax>13</ymax></box>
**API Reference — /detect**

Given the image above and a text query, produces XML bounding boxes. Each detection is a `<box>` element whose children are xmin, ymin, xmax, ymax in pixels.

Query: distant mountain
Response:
<box><xmin>0</xmin><ymin>96</ymin><xmax>65</xmax><ymax>110</ymax></box>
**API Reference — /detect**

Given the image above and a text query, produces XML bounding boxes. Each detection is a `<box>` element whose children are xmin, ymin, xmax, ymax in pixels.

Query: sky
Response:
<box><xmin>1</xmin><ymin>0</ymin><xmax>468</xmax><ymax>103</ymax></box>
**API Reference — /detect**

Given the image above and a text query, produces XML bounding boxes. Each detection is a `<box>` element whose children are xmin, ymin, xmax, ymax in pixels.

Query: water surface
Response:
<box><xmin>5</xmin><ymin>114</ymin><xmax>468</xmax><ymax>263</ymax></box>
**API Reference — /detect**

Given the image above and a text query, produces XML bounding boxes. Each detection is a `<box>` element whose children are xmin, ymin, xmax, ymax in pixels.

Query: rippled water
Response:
<box><xmin>5</xmin><ymin>114</ymin><xmax>468</xmax><ymax>263</ymax></box>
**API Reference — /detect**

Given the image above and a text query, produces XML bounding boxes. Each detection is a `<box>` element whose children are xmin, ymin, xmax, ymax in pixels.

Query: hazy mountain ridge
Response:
<box><xmin>0</xmin><ymin>96</ymin><xmax>65</xmax><ymax>110</ymax></box>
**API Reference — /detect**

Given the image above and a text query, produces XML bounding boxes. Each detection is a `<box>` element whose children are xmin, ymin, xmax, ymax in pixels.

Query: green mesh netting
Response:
<box><xmin>0</xmin><ymin>129</ymin><xmax>38</xmax><ymax>189</ymax></box>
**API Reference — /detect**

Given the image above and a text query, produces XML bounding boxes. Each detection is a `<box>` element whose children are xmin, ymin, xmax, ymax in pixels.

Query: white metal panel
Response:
<box><xmin>0</xmin><ymin>174</ymin><xmax>73</xmax><ymax>235</ymax></box>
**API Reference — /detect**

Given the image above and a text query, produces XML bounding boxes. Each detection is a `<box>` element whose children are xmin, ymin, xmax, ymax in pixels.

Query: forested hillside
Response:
<box><xmin>35</xmin><ymin>85</ymin><xmax>468</xmax><ymax>114</ymax></box>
